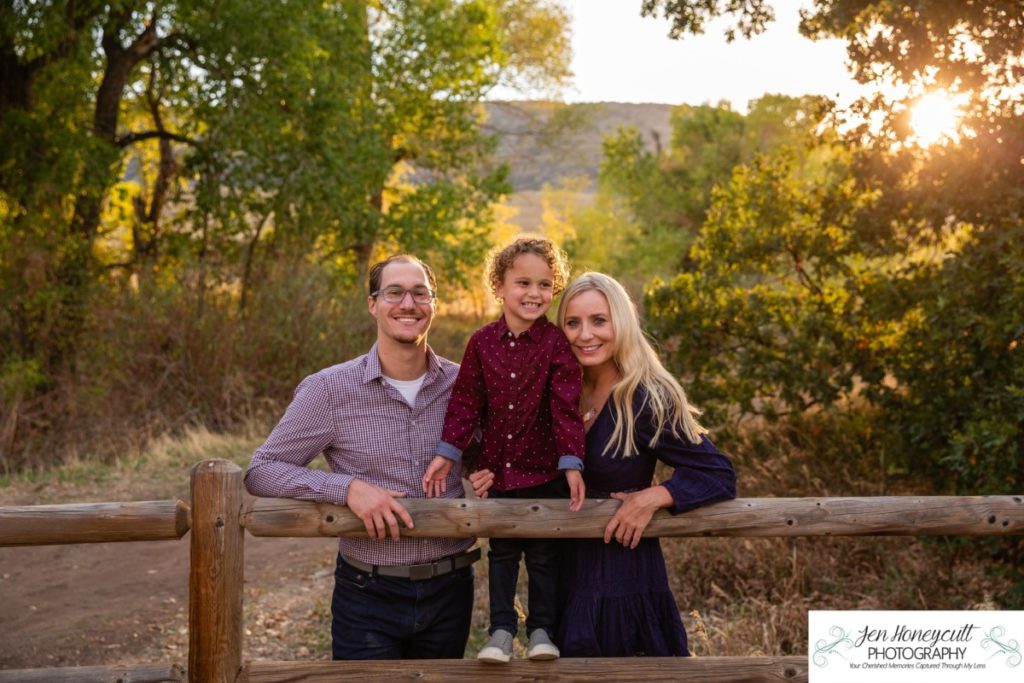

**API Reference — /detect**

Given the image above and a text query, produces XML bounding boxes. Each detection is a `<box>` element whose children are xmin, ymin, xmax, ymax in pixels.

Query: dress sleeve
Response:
<box><xmin>634</xmin><ymin>399</ymin><xmax>737</xmax><ymax>513</ymax></box>
<box><xmin>244</xmin><ymin>374</ymin><xmax>355</xmax><ymax>505</ymax></box>
<box><xmin>437</xmin><ymin>333</ymin><xmax>487</xmax><ymax>459</ymax></box>
<box><xmin>548</xmin><ymin>331</ymin><xmax>585</xmax><ymax>469</ymax></box>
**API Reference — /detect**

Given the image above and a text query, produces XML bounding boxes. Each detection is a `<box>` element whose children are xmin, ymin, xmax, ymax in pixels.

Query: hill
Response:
<box><xmin>483</xmin><ymin>101</ymin><xmax>675</xmax><ymax>191</ymax></box>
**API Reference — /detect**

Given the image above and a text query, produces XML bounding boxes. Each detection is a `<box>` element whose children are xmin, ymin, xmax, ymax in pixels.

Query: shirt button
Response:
<box><xmin>510</xmin><ymin>372</ymin><xmax>516</xmax><ymax>378</ymax></box>
<box><xmin>510</xmin><ymin>341</ymin><xmax>515</xmax><ymax>348</ymax></box>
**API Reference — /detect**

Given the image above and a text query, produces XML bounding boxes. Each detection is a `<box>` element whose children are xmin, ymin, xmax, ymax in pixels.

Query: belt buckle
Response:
<box><xmin>407</xmin><ymin>561</ymin><xmax>436</xmax><ymax>581</ymax></box>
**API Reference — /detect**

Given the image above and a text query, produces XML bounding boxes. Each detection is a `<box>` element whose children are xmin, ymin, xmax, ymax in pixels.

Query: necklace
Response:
<box><xmin>581</xmin><ymin>386</ymin><xmax>614</xmax><ymax>425</ymax></box>
<box><xmin>581</xmin><ymin>369</ymin><xmax>621</xmax><ymax>427</ymax></box>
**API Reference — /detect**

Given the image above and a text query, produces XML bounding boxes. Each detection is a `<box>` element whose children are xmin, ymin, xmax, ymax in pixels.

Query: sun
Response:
<box><xmin>909</xmin><ymin>91</ymin><xmax>965</xmax><ymax>146</ymax></box>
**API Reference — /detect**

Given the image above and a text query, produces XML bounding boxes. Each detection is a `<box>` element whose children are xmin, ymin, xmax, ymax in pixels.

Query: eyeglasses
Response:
<box><xmin>371</xmin><ymin>286</ymin><xmax>436</xmax><ymax>304</ymax></box>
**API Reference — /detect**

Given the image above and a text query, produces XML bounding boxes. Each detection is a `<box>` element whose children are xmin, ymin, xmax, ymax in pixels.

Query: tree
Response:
<box><xmin>580</xmin><ymin>95</ymin><xmax>830</xmax><ymax>281</ymax></box>
<box><xmin>646</xmin><ymin>147</ymin><xmax>870</xmax><ymax>420</ymax></box>
<box><xmin>0</xmin><ymin>0</ymin><xmax>571</xmax><ymax>464</ymax></box>
<box><xmin>642</xmin><ymin>1</ymin><xmax>1023</xmax><ymax>497</ymax></box>
<box><xmin>0</xmin><ymin>0</ymin><xmax>571</xmax><ymax>356</ymax></box>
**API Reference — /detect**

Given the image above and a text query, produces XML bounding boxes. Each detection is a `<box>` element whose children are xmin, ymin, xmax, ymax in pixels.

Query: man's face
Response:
<box><xmin>368</xmin><ymin>260</ymin><xmax>435</xmax><ymax>346</ymax></box>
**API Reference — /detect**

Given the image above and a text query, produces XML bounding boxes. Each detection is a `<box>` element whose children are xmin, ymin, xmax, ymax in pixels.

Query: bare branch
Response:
<box><xmin>116</xmin><ymin>130</ymin><xmax>197</xmax><ymax>147</ymax></box>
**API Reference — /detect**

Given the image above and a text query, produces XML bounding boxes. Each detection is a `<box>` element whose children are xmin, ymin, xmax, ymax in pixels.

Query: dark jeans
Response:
<box><xmin>487</xmin><ymin>476</ymin><xmax>568</xmax><ymax>636</ymax></box>
<box><xmin>331</xmin><ymin>554</ymin><xmax>474</xmax><ymax>660</ymax></box>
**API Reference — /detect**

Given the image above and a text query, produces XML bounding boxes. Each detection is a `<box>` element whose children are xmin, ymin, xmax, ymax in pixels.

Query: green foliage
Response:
<box><xmin>641</xmin><ymin>0</ymin><xmax>774</xmax><ymax>41</ymax></box>
<box><xmin>647</xmin><ymin>148</ymin><xmax>868</xmax><ymax>421</ymax></box>
<box><xmin>572</xmin><ymin>94</ymin><xmax>832</xmax><ymax>281</ymax></box>
<box><xmin>0</xmin><ymin>0</ymin><xmax>571</xmax><ymax>467</ymax></box>
<box><xmin>642</xmin><ymin>1</ymin><xmax>1024</xmax><ymax>505</ymax></box>
<box><xmin>868</xmin><ymin>225</ymin><xmax>1024</xmax><ymax>493</ymax></box>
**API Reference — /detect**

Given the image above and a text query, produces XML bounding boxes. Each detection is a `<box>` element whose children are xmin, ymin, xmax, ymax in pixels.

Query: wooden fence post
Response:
<box><xmin>189</xmin><ymin>460</ymin><xmax>244</xmax><ymax>683</ymax></box>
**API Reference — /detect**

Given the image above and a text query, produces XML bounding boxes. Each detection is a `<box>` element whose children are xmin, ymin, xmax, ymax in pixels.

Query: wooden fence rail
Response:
<box><xmin>1</xmin><ymin>457</ymin><xmax>1022</xmax><ymax>683</ymax></box>
<box><xmin>242</xmin><ymin>656</ymin><xmax>808</xmax><ymax>682</ymax></box>
<box><xmin>242</xmin><ymin>494</ymin><xmax>1024</xmax><ymax>538</ymax></box>
<box><xmin>0</xmin><ymin>664</ymin><xmax>185</xmax><ymax>683</ymax></box>
<box><xmin>0</xmin><ymin>499</ymin><xmax>190</xmax><ymax>547</ymax></box>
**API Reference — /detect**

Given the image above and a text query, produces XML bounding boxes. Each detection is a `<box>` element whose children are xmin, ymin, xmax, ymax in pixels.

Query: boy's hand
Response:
<box><xmin>422</xmin><ymin>455</ymin><xmax>453</xmax><ymax>497</ymax></box>
<box><xmin>467</xmin><ymin>468</ymin><xmax>495</xmax><ymax>498</ymax></box>
<box><xmin>566</xmin><ymin>469</ymin><xmax>585</xmax><ymax>512</ymax></box>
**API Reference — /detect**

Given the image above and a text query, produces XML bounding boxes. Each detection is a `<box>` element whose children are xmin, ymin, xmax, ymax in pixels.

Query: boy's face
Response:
<box><xmin>496</xmin><ymin>252</ymin><xmax>554</xmax><ymax>334</ymax></box>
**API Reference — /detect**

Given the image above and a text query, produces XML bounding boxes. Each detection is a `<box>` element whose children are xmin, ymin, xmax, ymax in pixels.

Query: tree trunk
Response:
<box><xmin>54</xmin><ymin>14</ymin><xmax>161</xmax><ymax>373</ymax></box>
<box><xmin>0</xmin><ymin>51</ymin><xmax>33</xmax><ymax>111</ymax></box>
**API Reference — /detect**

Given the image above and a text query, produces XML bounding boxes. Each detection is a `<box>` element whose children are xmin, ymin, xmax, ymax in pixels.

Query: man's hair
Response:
<box><xmin>368</xmin><ymin>254</ymin><xmax>437</xmax><ymax>296</ymax></box>
<box><xmin>486</xmin><ymin>235</ymin><xmax>570</xmax><ymax>298</ymax></box>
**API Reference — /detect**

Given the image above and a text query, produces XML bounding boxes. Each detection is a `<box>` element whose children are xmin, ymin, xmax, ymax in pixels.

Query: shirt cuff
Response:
<box><xmin>327</xmin><ymin>473</ymin><xmax>355</xmax><ymax>506</ymax></box>
<box><xmin>436</xmin><ymin>441</ymin><xmax>463</xmax><ymax>462</ymax></box>
<box><xmin>660</xmin><ymin>480</ymin><xmax>694</xmax><ymax>514</ymax></box>
<box><xmin>557</xmin><ymin>455</ymin><xmax>584</xmax><ymax>471</ymax></box>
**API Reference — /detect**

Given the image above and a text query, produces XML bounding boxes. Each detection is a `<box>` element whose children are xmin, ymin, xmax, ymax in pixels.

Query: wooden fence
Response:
<box><xmin>0</xmin><ymin>458</ymin><xmax>1021</xmax><ymax>682</ymax></box>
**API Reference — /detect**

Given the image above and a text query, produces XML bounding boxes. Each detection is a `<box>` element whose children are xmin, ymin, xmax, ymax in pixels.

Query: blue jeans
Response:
<box><xmin>331</xmin><ymin>554</ymin><xmax>474</xmax><ymax>659</ymax></box>
<box><xmin>487</xmin><ymin>476</ymin><xmax>568</xmax><ymax>636</ymax></box>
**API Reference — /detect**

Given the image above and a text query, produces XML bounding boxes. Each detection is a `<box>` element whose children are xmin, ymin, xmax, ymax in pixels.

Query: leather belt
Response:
<box><xmin>342</xmin><ymin>547</ymin><xmax>481</xmax><ymax>581</ymax></box>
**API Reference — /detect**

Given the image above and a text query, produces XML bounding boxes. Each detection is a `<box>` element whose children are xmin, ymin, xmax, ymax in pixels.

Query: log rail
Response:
<box><xmin>0</xmin><ymin>458</ymin><xmax>1021</xmax><ymax>683</ymax></box>
<box><xmin>242</xmin><ymin>494</ymin><xmax>1024</xmax><ymax>538</ymax></box>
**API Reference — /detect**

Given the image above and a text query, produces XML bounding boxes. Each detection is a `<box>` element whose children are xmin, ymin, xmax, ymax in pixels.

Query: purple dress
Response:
<box><xmin>557</xmin><ymin>391</ymin><xmax>737</xmax><ymax>657</ymax></box>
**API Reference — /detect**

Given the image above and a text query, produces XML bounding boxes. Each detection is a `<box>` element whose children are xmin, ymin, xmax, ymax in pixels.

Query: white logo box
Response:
<box><xmin>809</xmin><ymin>610</ymin><xmax>1023</xmax><ymax>683</ymax></box>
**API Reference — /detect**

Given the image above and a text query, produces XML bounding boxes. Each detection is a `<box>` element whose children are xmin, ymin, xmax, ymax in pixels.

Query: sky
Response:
<box><xmin>512</xmin><ymin>0</ymin><xmax>868</xmax><ymax>113</ymax></box>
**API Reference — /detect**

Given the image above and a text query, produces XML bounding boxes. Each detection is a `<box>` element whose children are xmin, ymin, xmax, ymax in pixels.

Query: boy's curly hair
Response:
<box><xmin>486</xmin><ymin>235</ymin><xmax>571</xmax><ymax>298</ymax></box>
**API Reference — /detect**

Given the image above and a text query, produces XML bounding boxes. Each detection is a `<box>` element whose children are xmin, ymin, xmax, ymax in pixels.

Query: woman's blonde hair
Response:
<box><xmin>556</xmin><ymin>272</ymin><xmax>706</xmax><ymax>456</ymax></box>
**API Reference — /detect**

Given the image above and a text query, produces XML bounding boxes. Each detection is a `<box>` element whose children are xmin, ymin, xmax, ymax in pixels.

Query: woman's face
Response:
<box><xmin>561</xmin><ymin>289</ymin><xmax>615</xmax><ymax>369</ymax></box>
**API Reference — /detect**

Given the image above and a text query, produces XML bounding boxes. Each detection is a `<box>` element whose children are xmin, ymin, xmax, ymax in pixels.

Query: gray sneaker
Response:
<box><xmin>526</xmin><ymin>628</ymin><xmax>560</xmax><ymax>660</ymax></box>
<box><xmin>477</xmin><ymin>629</ymin><xmax>515</xmax><ymax>664</ymax></box>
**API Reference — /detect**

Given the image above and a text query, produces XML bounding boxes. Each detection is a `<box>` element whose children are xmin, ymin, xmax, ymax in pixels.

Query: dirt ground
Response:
<box><xmin>0</xmin><ymin>534</ymin><xmax>339</xmax><ymax>668</ymax></box>
<box><xmin>0</xmin><ymin>458</ymin><xmax>492</xmax><ymax>671</ymax></box>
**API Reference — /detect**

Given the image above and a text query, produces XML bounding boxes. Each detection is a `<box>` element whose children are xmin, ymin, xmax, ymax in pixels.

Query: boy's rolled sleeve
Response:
<box><xmin>547</xmin><ymin>331</ymin><xmax>586</xmax><ymax>466</ymax></box>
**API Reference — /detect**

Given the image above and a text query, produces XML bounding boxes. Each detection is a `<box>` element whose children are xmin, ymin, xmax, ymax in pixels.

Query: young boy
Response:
<box><xmin>422</xmin><ymin>235</ymin><xmax>585</xmax><ymax>663</ymax></box>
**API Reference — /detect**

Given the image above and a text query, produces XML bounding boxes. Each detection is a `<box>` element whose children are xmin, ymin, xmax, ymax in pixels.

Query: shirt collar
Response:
<box><xmin>496</xmin><ymin>315</ymin><xmax>550</xmax><ymax>342</ymax></box>
<box><xmin>364</xmin><ymin>342</ymin><xmax>440</xmax><ymax>385</ymax></box>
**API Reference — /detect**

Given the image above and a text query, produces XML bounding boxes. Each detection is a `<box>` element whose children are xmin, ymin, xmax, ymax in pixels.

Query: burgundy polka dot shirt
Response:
<box><xmin>437</xmin><ymin>316</ymin><xmax>585</xmax><ymax>492</ymax></box>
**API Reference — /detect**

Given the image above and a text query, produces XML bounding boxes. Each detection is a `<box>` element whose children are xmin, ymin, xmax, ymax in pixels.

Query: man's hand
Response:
<box><xmin>346</xmin><ymin>478</ymin><xmax>414</xmax><ymax>541</ymax></box>
<box><xmin>566</xmin><ymin>469</ymin><xmax>585</xmax><ymax>512</ymax></box>
<box><xmin>467</xmin><ymin>468</ymin><xmax>494</xmax><ymax>498</ymax></box>
<box><xmin>604</xmin><ymin>485</ymin><xmax>673</xmax><ymax>549</ymax></box>
<box><xmin>422</xmin><ymin>455</ymin><xmax>453</xmax><ymax>497</ymax></box>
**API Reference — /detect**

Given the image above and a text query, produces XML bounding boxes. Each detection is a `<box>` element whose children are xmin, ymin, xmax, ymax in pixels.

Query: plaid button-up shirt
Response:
<box><xmin>244</xmin><ymin>343</ymin><xmax>474</xmax><ymax>565</ymax></box>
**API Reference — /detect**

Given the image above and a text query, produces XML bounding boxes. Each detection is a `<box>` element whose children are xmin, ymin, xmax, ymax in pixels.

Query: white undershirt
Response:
<box><xmin>382</xmin><ymin>372</ymin><xmax>426</xmax><ymax>407</ymax></box>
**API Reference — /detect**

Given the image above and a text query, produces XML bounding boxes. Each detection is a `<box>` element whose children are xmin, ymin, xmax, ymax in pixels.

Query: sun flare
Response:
<box><xmin>909</xmin><ymin>91</ymin><xmax>965</xmax><ymax>146</ymax></box>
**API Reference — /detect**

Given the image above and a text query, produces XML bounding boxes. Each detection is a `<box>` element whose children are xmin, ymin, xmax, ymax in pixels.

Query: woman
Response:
<box><xmin>471</xmin><ymin>272</ymin><xmax>736</xmax><ymax>657</ymax></box>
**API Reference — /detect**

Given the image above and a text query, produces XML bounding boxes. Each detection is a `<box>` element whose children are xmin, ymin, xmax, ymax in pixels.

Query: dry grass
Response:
<box><xmin>0</xmin><ymin>422</ymin><xmax>265</xmax><ymax>505</ymax></box>
<box><xmin>673</xmin><ymin>410</ymin><xmax>1015</xmax><ymax>656</ymax></box>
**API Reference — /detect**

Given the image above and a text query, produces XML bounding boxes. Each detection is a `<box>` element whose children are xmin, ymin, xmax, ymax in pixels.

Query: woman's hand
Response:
<box><xmin>604</xmin><ymin>485</ymin><xmax>673</xmax><ymax>549</ymax></box>
<box><xmin>467</xmin><ymin>468</ymin><xmax>495</xmax><ymax>498</ymax></box>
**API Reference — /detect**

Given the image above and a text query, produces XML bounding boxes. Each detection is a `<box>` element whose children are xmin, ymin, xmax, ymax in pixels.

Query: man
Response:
<box><xmin>245</xmin><ymin>254</ymin><xmax>479</xmax><ymax>660</ymax></box>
